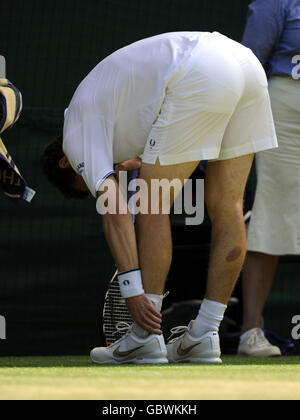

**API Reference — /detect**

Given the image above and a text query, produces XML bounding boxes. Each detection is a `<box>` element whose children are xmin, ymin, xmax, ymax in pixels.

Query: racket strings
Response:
<box><xmin>103</xmin><ymin>277</ymin><xmax>133</xmax><ymax>345</ymax></box>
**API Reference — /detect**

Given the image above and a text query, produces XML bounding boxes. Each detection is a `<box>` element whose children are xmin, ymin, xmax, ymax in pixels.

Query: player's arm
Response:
<box><xmin>115</xmin><ymin>157</ymin><xmax>142</xmax><ymax>179</ymax></box>
<box><xmin>97</xmin><ymin>175</ymin><xmax>162</xmax><ymax>334</ymax></box>
<box><xmin>98</xmin><ymin>175</ymin><xmax>139</xmax><ymax>272</ymax></box>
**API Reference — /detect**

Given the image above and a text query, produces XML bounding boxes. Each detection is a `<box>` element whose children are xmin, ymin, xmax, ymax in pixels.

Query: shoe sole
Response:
<box><xmin>238</xmin><ymin>352</ymin><xmax>281</xmax><ymax>358</ymax></box>
<box><xmin>91</xmin><ymin>356</ymin><xmax>169</xmax><ymax>365</ymax></box>
<box><xmin>168</xmin><ymin>357</ymin><xmax>222</xmax><ymax>364</ymax></box>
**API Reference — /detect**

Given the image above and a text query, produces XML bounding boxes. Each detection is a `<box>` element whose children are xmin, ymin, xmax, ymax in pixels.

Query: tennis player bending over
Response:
<box><xmin>41</xmin><ymin>32</ymin><xmax>277</xmax><ymax>364</ymax></box>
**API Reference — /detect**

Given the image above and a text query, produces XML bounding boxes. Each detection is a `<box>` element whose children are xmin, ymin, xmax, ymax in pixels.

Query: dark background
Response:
<box><xmin>0</xmin><ymin>0</ymin><xmax>299</xmax><ymax>356</ymax></box>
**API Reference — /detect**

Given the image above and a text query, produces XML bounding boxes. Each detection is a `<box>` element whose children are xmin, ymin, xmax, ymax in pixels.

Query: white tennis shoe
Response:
<box><xmin>238</xmin><ymin>328</ymin><xmax>282</xmax><ymax>357</ymax></box>
<box><xmin>91</xmin><ymin>324</ymin><xmax>168</xmax><ymax>365</ymax></box>
<box><xmin>167</xmin><ymin>322</ymin><xmax>222</xmax><ymax>364</ymax></box>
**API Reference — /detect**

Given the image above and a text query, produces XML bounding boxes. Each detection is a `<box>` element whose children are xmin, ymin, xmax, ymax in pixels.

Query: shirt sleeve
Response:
<box><xmin>63</xmin><ymin>103</ymin><xmax>115</xmax><ymax>198</ymax></box>
<box><xmin>242</xmin><ymin>0</ymin><xmax>286</xmax><ymax>66</ymax></box>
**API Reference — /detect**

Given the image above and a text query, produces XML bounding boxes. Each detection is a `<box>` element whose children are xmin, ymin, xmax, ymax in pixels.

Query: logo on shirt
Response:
<box><xmin>149</xmin><ymin>139</ymin><xmax>156</xmax><ymax>149</ymax></box>
<box><xmin>77</xmin><ymin>162</ymin><xmax>85</xmax><ymax>174</ymax></box>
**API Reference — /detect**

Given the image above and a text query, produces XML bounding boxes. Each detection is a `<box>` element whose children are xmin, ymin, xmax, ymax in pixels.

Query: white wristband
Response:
<box><xmin>118</xmin><ymin>269</ymin><xmax>145</xmax><ymax>298</ymax></box>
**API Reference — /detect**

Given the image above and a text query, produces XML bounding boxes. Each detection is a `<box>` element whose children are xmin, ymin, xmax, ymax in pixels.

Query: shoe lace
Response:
<box><xmin>112</xmin><ymin>321</ymin><xmax>132</xmax><ymax>336</ymax></box>
<box><xmin>110</xmin><ymin>321</ymin><xmax>133</xmax><ymax>346</ymax></box>
<box><xmin>167</xmin><ymin>326</ymin><xmax>189</xmax><ymax>343</ymax></box>
<box><xmin>247</xmin><ymin>329</ymin><xmax>268</xmax><ymax>347</ymax></box>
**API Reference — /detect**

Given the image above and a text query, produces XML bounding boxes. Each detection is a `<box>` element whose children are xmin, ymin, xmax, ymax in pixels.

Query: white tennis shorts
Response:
<box><xmin>247</xmin><ymin>76</ymin><xmax>300</xmax><ymax>255</ymax></box>
<box><xmin>143</xmin><ymin>32</ymin><xmax>278</xmax><ymax>165</ymax></box>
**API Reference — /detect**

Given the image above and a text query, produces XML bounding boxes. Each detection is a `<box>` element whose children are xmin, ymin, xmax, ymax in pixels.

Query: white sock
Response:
<box><xmin>189</xmin><ymin>298</ymin><xmax>227</xmax><ymax>338</ymax></box>
<box><xmin>132</xmin><ymin>294</ymin><xmax>163</xmax><ymax>338</ymax></box>
<box><xmin>146</xmin><ymin>294</ymin><xmax>163</xmax><ymax>312</ymax></box>
<box><xmin>239</xmin><ymin>331</ymin><xmax>249</xmax><ymax>343</ymax></box>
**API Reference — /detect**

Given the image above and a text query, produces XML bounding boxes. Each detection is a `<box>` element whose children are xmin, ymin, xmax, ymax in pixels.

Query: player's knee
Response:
<box><xmin>206</xmin><ymin>193</ymin><xmax>243</xmax><ymax>223</ymax></box>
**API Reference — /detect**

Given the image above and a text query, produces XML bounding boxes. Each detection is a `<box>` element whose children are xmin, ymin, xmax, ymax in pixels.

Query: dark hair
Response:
<box><xmin>40</xmin><ymin>135</ymin><xmax>89</xmax><ymax>199</ymax></box>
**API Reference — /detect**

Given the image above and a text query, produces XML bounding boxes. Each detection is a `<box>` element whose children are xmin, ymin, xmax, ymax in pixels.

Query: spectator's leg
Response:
<box><xmin>241</xmin><ymin>251</ymin><xmax>279</xmax><ymax>333</ymax></box>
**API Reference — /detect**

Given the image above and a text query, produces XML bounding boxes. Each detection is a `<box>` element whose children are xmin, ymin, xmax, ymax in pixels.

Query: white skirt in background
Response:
<box><xmin>247</xmin><ymin>76</ymin><xmax>300</xmax><ymax>255</ymax></box>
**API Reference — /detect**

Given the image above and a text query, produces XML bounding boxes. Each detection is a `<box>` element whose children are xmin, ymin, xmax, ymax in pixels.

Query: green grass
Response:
<box><xmin>0</xmin><ymin>356</ymin><xmax>300</xmax><ymax>400</ymax></box>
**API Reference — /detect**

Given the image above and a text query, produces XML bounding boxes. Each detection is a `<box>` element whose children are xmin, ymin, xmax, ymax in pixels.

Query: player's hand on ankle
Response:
<box><xmin>126</xmin><ymin>294</ymin><xmax>162</xmax><ymax>335</ymax></box>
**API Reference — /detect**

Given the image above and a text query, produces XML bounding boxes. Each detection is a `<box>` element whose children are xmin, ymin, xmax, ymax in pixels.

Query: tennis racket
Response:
<box><xmin>102</xmin><ymin>269</ymin><xmax>133</xmax><ymax>346</ymax></box>
<box><xmin>102</xmin><ymin>170</ymin><xmax>138</xmax><ymax>346</ymax></box>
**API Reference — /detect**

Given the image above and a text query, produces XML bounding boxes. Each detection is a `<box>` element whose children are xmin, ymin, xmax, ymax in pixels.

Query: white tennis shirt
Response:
<box><xmin>63</xmin><ymin>32</ymin><xmax>204</xmax><ymax>197</ymax></box>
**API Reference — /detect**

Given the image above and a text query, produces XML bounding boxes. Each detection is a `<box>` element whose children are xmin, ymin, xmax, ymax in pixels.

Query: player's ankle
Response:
<box><xmin>190</xmin><ymin>299</ymin><xmax>227</xmax><ymax>338</ymax></box>
<box><xmin>146</xmin><ymin>293</ymin><xmax>164</xmax><ymax>312</ymax></box>
<box><xmin>132</xmin><ymin>323</ymin><xmax>150</xmax><ymax>338</ymax></box>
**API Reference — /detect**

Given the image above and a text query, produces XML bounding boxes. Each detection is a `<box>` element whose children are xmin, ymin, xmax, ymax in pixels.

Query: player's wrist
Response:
<box><xmin>118</xmin><ymin>269</ymin><xmax>145</xmax><ymax>298</ymax></box>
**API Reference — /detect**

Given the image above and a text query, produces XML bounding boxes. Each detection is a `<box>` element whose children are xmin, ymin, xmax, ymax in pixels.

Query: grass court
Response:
<box><xmin>0</xmin><ymin>356</ymin><xmax>299</xmax><ymax>400</ymax></box>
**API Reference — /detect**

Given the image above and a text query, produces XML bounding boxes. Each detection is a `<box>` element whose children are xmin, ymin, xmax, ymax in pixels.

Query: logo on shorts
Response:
<box><xmin>77</xmin><ymin>162</ymin><xmax>85</xmax><ymax>174</ymax></box>
<box><xmin>149</xmin><ymin>139</ymin><xmax>156</xmax><ymax>149</ymax></box>
<box><xmin>123</xmin><ymin>280</ymin><xmax>130</xmax><ymax>286</ymax></box>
